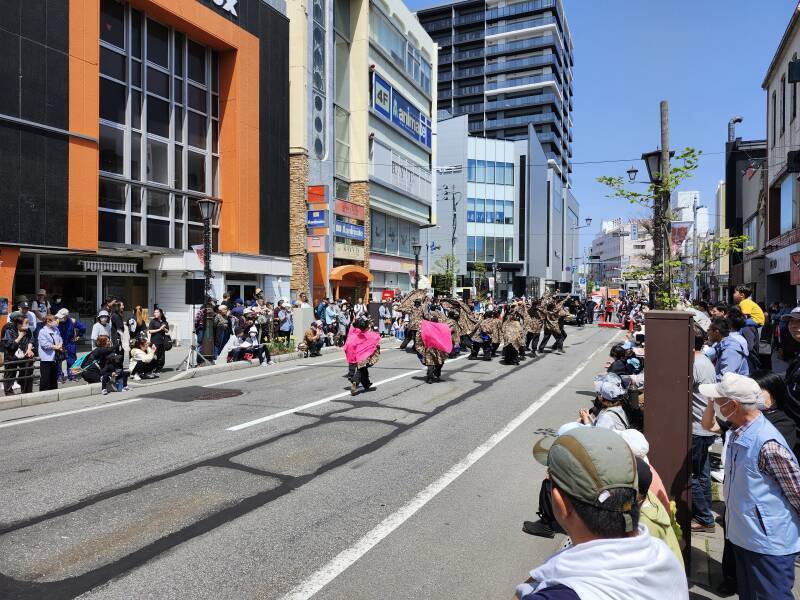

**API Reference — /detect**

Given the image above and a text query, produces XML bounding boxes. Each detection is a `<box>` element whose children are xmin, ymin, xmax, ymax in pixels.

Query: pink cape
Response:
<box><xmin>420</xmin><ymin>320</ymin><xmax>453</xmax><ymax>354</ymax></box>
<box><xmin>343</xmin><ymin>327</ymin><xmax>381</xmax><ymax>364</ymax></box>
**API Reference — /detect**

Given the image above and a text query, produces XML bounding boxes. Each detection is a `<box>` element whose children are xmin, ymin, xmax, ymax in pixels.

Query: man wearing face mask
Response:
<box><xmin>516</xmin><ymin>427</ymin><xmax>688</xmax><ymax>600</ymax></box>
<box><xmin>700</xmin><ymin>372</ymin><xmax>800</xmax><ymax>600</ymax></box>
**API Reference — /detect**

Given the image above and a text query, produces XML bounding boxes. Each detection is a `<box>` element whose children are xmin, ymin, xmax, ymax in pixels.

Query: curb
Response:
<box><xmin>0</xmin><ymin>339</ymin><xmax>400</xmax><ymax>413</ymax></box>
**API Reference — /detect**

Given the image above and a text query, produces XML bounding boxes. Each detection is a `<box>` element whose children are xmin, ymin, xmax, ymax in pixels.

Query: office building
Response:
<box><xmin>588</xmin><ymin>219</ymin><xmax>653</xmax><ymax>293</ymax></box>
<box><xmin>1</xmin><ymin>0</ymin><xmax>290</xmax><ymax>339</ymax></box>
<box><xmin>417</xmin><ymin>0</ymin><xmax>573</xmax><ymax>185</ymax></box>
<box><xmin>289</xmin><ymin>0</ymin><xmax>437</xmax><ymax>301</ymax></box>
<box><xmin>429</xmin><ymin>114</ymin><xmax>578</xmax><ymax>299</ymax></box>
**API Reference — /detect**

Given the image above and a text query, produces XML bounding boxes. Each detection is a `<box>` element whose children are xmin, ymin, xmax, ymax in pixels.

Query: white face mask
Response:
<box><xmin>714</xmin><ymin>400</ymin><xmax>732</xmax><ymax>422</ymax></box>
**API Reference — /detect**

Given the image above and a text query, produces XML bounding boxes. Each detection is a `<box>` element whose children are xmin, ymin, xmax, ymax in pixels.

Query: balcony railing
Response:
<box><xmin>454</xmin><ymin>84</ymin><xmax>484</xmax><ymax>97</ymax></box>
<box><xmin>440</xmin><ymin>71</ymin><xmax>453</xmax><ymax>81</ymax></box>
<box><xmin>766</xmin><ymin>227</ymin><xmax>800</xmax><ymax>252</ymax></box>
<box><xmin>455</xmin><ymin>65</ymin><xmax>484</xmax><ymax>78</ymax></box>
<box><xmin>483</xmin><ymin>112</ymin><xmax>562</xmax><ymax>133</ymax></box>
<box><xmin>485</xmin><ymin>34</ymin><xmax>559</xmax><ymax>57</ymax></box>
<box><xmin>484</xmin><ymin>53</ymin><xmax>559</xmax><ymax>76</ymax></box>
<box><xmin>454</xmin><ymin>29</ymin><xmax>485</xmax><ymax>44</ymax></box>
<box><xmin>484</xmin><ymin>92</ymin><xmax>561</xmax><ymax>113</ymax></box>
<box><xmin>438</xmin><ymin>53</ymin><xmax>452</xmax><ymax>64</ymax></box>
<box><xmin>485</xmin><ymin>0</ymin><xmax>556</xmax><ymax>22</ymax></box>
<box><xmin>438</xmin><ymin>89</ymin><xmax>453</xmax><ymax>100</ymax></box>
<box><xmin>424</xmin><ymin>17</ymin><xmax>452</xmax><ymax>32</ymax></box>
<box><xmin>485</xmin><ymin>72</ymin><xmax>558</xmax><ymax>92</ymax></box>
<box><xmin>486</xmin><ymin>15</ymin><xmax>556</xmax><ymax>37</ymax></box>
<box><xmin>454</xmin><ymin>47</ymin><xmax>485</xmax><ymax>61</ymax></box>
<box><xmin>455</xmin><ymin>12</ymin><xmax>486</xmax><ymax>26</ymax></box>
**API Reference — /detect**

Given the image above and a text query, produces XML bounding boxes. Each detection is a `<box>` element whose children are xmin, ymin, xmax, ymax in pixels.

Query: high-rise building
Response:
<box><xmin>416</xmin><ymin>0</ymin><xmax>573</xmax><ymax>185</ymax></box>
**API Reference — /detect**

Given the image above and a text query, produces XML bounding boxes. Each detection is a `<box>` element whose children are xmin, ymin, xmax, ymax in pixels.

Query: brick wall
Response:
<box><xmin>349</xmin><ymin>181</ymin><xmax>370</xmax><ymax>270</ymax></box>
<box><xmin>289</xmin><ymin>153</ymin><xmax>309</xmax><ymax>294</ymax></box>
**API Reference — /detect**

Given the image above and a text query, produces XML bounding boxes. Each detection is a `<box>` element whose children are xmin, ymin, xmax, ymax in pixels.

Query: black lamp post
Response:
<box><xmin>412</xmin><ymin>243</ymin><xmax>422</xmax><ymax>289</ymax></box>
<box><xmin>197</xmin><ymin>197</ymin><xmax>218</xmax><ymax>361</ymax></box>
<box><xmin>491</xmin><ymin>259</ymin><xmax>498</xmax><ymax>297</ymax></box>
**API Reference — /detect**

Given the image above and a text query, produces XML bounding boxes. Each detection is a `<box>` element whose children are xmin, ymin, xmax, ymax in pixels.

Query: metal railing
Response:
<box><xmin>486</xmin><ymin>15</ymin><xmax>556</xmax><ymax>37</ymax></box>
<box><xmin>454</xmin><ymin>29</ymin><xmax>485</xmax><ymax>44</ymax></box>
<box><xmin>485</xmin><ymin>34</ymin><xmax>558</xmax><ymax>57</ymax></box>
<box><xmin>455</xmin><ymin>65</ymin><xmax>484</xmax><ymax>78</ymax></box>
<box><xmin>455</xmin><ymin>12</ymin><xmax>486</xmax><ymax>26</ymax></box>
<box><xmin>485</xmin><ymin>0</ymin><xmax>556</xmax><ymax>21</ymax></box>
<box><xmin>454</xmin><ymin>47</ymin><xmax>485</xmax><ymax>61</ymax></box>
<box><xmin>485</xmin><ymin>72</ymin><xmax>558</xmax><ymax>91</ymax></box>
<box><xmin>485</xmin><ymin>53</ymin><xmax>560</xmax><ymax>76</ymax></box>
<box><xmin>1</xmin><ymin>357</ymin><xmax>41</xmax><ymax>395</ymax></box>
<box><xmin>454</xmin><ymin>84</ymin><xmax>484</xmax><ymax>97</ymax></box>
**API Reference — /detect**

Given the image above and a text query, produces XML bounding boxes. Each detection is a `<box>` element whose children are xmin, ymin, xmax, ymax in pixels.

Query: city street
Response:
<box><xmin>0</xmin><ymin>326</ymin><xmax>619</xmax><ymax>600</ymax></box>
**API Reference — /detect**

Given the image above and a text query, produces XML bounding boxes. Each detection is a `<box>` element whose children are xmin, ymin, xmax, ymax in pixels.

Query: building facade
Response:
<box><xmin>416</xmin><ymin>0</ymin><xmax>573</xmax><ymax>186</ymax></box>
<box><xmin>429</xmin><ymin>114</ymin><xmax>577</xmax><ymax>299</ymax></box>
<box><xmin>712</xmin><ymin>181</ymin><xmax>730</xmax><ymax>302</ymax></box>
<box><xmin>588</xmin><ymin>219</ymin><xmax>653</xmax><ymax>294</ymax></box>
<box><xmin>763</xmin><ymin>5</ymin><xmax>800</xmax><ymax>305</ymax></box>
<box><xmin>289</xmin><ymin>0</ymin><xmax>437</xmax><ymax>302</ymax></box>
<box><xmin>1</xmin><ymin>0</ymin><xmax>290</xmax><ymax>339</ymax></box>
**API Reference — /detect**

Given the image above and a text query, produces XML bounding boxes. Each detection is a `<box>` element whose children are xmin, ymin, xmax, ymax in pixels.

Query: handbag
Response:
<box><xmin>163</xmin><ymin>334</ymin><xmax>173</xmax><ymax>352</ymax></box>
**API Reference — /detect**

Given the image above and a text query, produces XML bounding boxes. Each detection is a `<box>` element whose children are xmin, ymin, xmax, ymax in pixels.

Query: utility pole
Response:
<box><xmin>651</xmin><ymin>101</ymin><xmax>671</xmax><ymax>308</ymax></box>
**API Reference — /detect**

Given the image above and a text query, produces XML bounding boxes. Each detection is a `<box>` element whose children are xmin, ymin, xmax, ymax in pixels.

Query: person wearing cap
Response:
<box><xmin>229</xmin><ymin>326</ymin><xmax>273</xmax><ymax>365</ymax></box>
<box><xmin>277</xmin><ymin>300</ymin><xmax>293</xmax><ymax>343</ymax></box>
<box><xmin>17</xmin><ymin>299</ymin><xmax>36</xmax><ymax>331</ymax></box>
<box><xmin>580</xmin><ymin>373</ymin><xmax>629</xmax><ymax>431</ymax></box>
<box><xmin>707</xmin><ymin>317</ymin><xmax>749</xmax><ymax>379</ymax></box>
<box><xmin>31</xmin><ymin>289</ymin><xmax>51</xmax><ymax>322</ymax></box>
<box><xmin>733</xmin><ymin>284</ymin><xmax>765</xmax><ymax>327</ymax></box>
<box><xmin>780</xmin><ymin>306</ymin><xmax>800</xmax><ymax>401</ymax></box>
<box><xmin>700</xmin><ymin>372</ymin><xmax>800</xmax><ymax>600</ymax></box>
<box><xmin>91</xmin><ymin>310</ymin><xmax>113</xmax><ymax>350</ymax></box>
<box><xmin>56</xmin><ymin>308</ymin><xmax>85</xmax><ymax>382</ymax></box>
<box><xmin>518</xmin><ymin>427</ymin><xmax>688</xmax><ymax>600</ymax></box>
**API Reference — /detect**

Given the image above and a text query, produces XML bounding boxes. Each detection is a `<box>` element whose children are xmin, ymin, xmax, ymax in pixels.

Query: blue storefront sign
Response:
<box><xmin>372</xmin><ymin>73</ymin><xmax>431</xmax><ymax>149</ymax></box>
<box><xmin>307</xmin><ymin>210</ymin><xmax>327</xmax><ymax>228</ymax></box>
<box><xmin>334</xmin><ymin>219</ymin><xmax>365</xmax><ymax>241</ymax></box>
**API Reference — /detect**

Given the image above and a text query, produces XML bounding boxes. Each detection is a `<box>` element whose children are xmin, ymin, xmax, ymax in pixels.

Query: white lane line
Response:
<box><xmin>279</xmin><ymin>336</ymin><xmax>616</xmax><ymax>600</ymax></box>
<box><xmin>0</xmin><ymin>398</ymin><xmax>144</xmax><ymax>429</ymax></box>
<box><xmin>226</xmin><ymin>354</ymin><xmax>470</xmax><ymax>432</ymax></box>
<box><xmin>205</xmin><ymin>355</ymin><xmax>345</xmax><ymax>387</ymax></box>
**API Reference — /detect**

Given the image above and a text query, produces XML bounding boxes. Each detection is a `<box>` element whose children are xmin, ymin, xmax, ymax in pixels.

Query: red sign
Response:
<box><xmin>381</xmin><ymin>290</ymin><xmax>395</xmax><ymax>301</ymax></box>
<box><xmin>192</xmin><ymin>244</ymin><xmax>205</xmax><ymax>265</ymax></box>
<box><xmin>791</xmin><ymin>252</ymin><xmax>800</xmax><ymax>285</ymax></box>
<box><xmin>308</xmin><ymin>185</ymin><xmax>328</xmax><ymax>204</ymax></box>
<box><xmin>335</xmin><ymin>199</ymin><xmax>365</xmax><ymax>221</ymax></box>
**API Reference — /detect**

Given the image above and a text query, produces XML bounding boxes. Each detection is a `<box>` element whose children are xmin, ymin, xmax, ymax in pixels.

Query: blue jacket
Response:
<box><xmin>724</xmin><ymin>414</ymin><xmax>800</xmax><ymax>555</ymax></box>
<box><xmin>715</xmin><ymin>335</ymin><xmax>749</xmax><ymax>379</ymax></box>
<box><xmin>58</xmin><ymin>317</ymin><xmax>86</xmax><ymax>349</ymax></box>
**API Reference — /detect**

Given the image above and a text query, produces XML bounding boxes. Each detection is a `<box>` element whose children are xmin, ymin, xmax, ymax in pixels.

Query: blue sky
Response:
<box><xmin>404</xmin><ymin>0</ymin><xmax>795</xmax><ymax>254</ymax></box>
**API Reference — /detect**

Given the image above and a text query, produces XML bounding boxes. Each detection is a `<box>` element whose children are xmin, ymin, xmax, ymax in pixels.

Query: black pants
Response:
<box><xmin>426</xmin><ymin>363</ymin><xmax>443</xmax><ymax>381</ymax></box>
<box><xmin>153</xmin><ymin>343</ymin><xmax>166</xmax><ymax>371</ymax></box>
<box><xmin>503</xmin><ymin>345</ymin><xmax>520</xmax><ymax>365</ymax></box>
<box><xmin>39</xmin><ymin>361</ymin><xmax>59</xmax><ymax>391</ymax></box>
<box><xmin>308</xmin><ymin>340</ymin><xmax>323</xmax><ymax>356</ymax></box>
<box><xmin>553</xmin><ymin>327</ymin><xmax>567</xmax><ymax>350</ymax></box>
<box><xmin>538</xmin><ymin>330</ymin><xmax>562</xmax><ymax>351</ymax></box>
<box><xmin>131</xmin><ymin>360</ymin><xmax>156</xmax><ymax>377</ymax></box>
<box><xmin>399</xmin><ymin>329</ymin><xmax>416</xmax><ymax>349</ymax></box>
<box><xmin>469</xmin><ymin>340</ymin><xmax>492</xmax><ymax>360</ymax></box>
<box><xmin>3</xmin><ymin>358</ymin><xmax>34</xmax><ymax>394</ymax></box>
<box><xmin>351</xmin><ymin>366</ymin><xmax>371</xmax><ymax>389</ymax></box>
<box><xmin>526</xmin><ymin>331</ymin><xmax>540</xmax><ymax>352</ymax></box>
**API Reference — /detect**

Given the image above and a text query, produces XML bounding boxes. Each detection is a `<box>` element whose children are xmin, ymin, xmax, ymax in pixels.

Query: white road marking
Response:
<box><xmin>279</xmin><ymin>335</ymin><xmax>616</xmax><ymax>600</ymax></box>
<box><xmin>0</xmin><ymin>398</ymin><xmax>144</xmax><ymax>429</ymax></box>
<box><xmin>226</xmin><ymin>354</ymin><xmax>470</xmax><ymax>432</ymax></box>
<box><xmin>205</xmin><ymin>355</ymin><xmax>345</xmax><ymax>387</ymax></box>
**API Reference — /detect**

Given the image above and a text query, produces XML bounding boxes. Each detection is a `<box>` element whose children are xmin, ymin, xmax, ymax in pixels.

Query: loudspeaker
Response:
<box><xmin>185</xmin><ymin>279</ymin><xmax>205</xmax><ymax>305</ymax></box>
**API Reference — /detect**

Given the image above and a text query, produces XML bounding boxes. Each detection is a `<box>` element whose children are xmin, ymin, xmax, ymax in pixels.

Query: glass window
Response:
<box><xmin>146</xmin><ymin>138</ymin><xmax>168</xmax><ymax>183</ymax></box>
<box><xmin>131</xmin><ymin>132</ymin><xmax>141</xmax><ymax>180</ymax></box>
<box><xmin>212</xmin><ymin>156</ymin><xmax>220</xmax><ymax>196</ymax></box>
<box><xmin>99</xmin><ymin>179</ymin><xmax>127</xmax><ymax>211</ymax></box>
<box><xmin>100</xmin><ymin>0</ymin><xmax>126</xmax><ymax>49</ymax></box>
<box><xmin>211</xmin><ymin>52</ymin><xmax>219</xmax><ymax>93</ymax></box>
<box><xmin>99</xmin><ymin>211</ymin><xmax>126</xmax><ymax>243</ymax></box>
<box><xmin>467</xmin><ymin>159</ymin><xmax>476</xmax><ymax>182</ymax></box>
<box><xmin>99</xmin><ymin>125</ymin><xmax>125</xmax><ymax>174</ymax></box>
<box><xmin>147</xmin><ymin>95</ymin><xmax>170</xmax><ymax>138</ymax></box>
<box><xmin>486</xmin><ymin>161</ymin><xmax>495</xmax><ymax>184</ymax></box>
<box><xmin>496</xmin><ymin>238</ymin><xmax>504</xmax><ymax>261</ymax></box>
<box><xmin>100</xmin><ymin>78</ymin><xmax>127</xmax><ymax>124</ymax></box>
<box><xmin>486</xmin><ymin>237</ymin><xmax>495</xmax><ymax>262</ymax></box>
<box><xmin>335</xmin><ymin>36</ymin><xmax>350</xmax><ymax>109</ymax></box>
<box><xmin>211</xmin><ymin>121</ymin><xmax>218</xmax><ymax>154</ymax></box>
<box><xmin>475</xmin><ymin>236</ymin><xmax>485</xmax><ymax>261</ymax></box>
<box><xmin>476</xmin><ymin>199</ymin><xmax>485</xmax><ymax>223</ymax></box>
<box><xmin>174</xmin><ymin>195</ymin><xmax>184</xmax><ymax>220</ymax></box>
<box><xmin>174</xmin><ymin>222</ymin><xmax>184</xmax><ymax>248</ymax></box>
<box><xmin>476</xmin><ymin>160</ymin><xmax>485</xmax><ymax>183</ymax></box>
<box><xmin>147</xmin><ymin>67</ymin><xmax>170</xmax><ymax>98</ymax></box>
<box><xmin>174</xmin><ymin>33</ymin><xmax>184</xmax><ymax>77</ymax></box>
<box><xmin>175</xmin><ymin>107</ymin><xmax>184</xmax><ymax>140</ymax></box>
<box><xmin>505</xmin><ymin>201</ymin><xmax>514</xmax><ymax>224</ymax></box>
<box><xmin>371</xmin><ymin>210</ymin><xmax>386</xmax><ymax>252</ymax></box>
<box><xmin>188</xmin><ymin>84</ymin><xmax>207</xmax><ymax>113</ymax></box>
<box><xmin>131</xmin><ymin>185</ymin><xmax>143</xmax><ymax>214</ymax></box>
<box><xmin>147</xmin><ymin>218</ymin><xmax>170</xmax><ymax>247</ymax></box>
<box><xmin>505</xmin><ymin>238</ymin><xmax>513</xmax><ymax>261</ymax></box>
<box><xmin>188</xmin><ymin>40</ymin><xmax>206</xmax><ymax>85</ymax></box>
<box><xmin>174</xmin><ymin>146</ymin><xmax>183</xmax><ymax>189</ymax></box>
<box><xmin>495</xmin><ymin>200</ymin><xmax>504</xmax><ymax>224</ymax></box>
<box><xmin>385</xmin><ymin>215</ymin><xmax>399</xmax><ymax>254</ymax></box>
<box><xmin>399</xmin><ymin>219</ymin><xmax>411</xmax><ymax>257</ymax></box>
<box><xmin>131</xmin><ymin>10</ymin><xmax>142</xmax><ymax>58</ymax></box>
<box><xmin>131</xmin><ymin>90</ymin><xmax>141</xmax><ymax>129</ymax></box>
<box><xmin>506</xmin><ymin>163</ymin><xmax>514</xmax><ymax>185</ymax></box>
<box><xmin>188</xmin><ymin>224</ymin><xmax>203</xmax><ymax>248</ymax></box>
<box><xmin>467</xmin><ymin>198</ymin><xmax>476</xmax><ymax>222</ymax></box>
<box><xmin>188</xmin><ymin>112</ymin><xmax>206</xmax><ymax>149</ymax></box>
<box><xmin>131</xmin><ymin>60</ymin><xmax>142</xmax><ymax>88</ymax></box>
<box><xmin>485</xmin><ymin>199</ymin><xmax>495</xmax><ymax>223</ymax></box>
<box><xmin>100</xmin><ymin>46</ymin><xmax>126</xmax><ymax>81</ymax></box>
<box><xmin>131</xmin><ymin>216</ymin><xmax>141</xmax><ymax>245</ymax></box>
<box><xmin>467</xmin><ymin>236</ymin><xmax>476</xmax><ymax>261</ymax></box>
<box><xmin>187</xmin><ymin>151</ymin><xmax>206</xmax><ymax>192</ymax></box>
<box><xmin>147</xmin><ymin>190</ymin><xmax>170</xmax><ymax>217</ymax></box>
<box><xmin>147</xmin><ymin>19</ymin><xmax>169</xmax><ymax>68</ymax></box>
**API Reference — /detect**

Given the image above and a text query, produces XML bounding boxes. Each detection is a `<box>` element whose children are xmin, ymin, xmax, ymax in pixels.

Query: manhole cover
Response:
<box><xmin>140</xmin><ymin>385</ymin><xmax>243</xmax><ymax>403</ymax></box>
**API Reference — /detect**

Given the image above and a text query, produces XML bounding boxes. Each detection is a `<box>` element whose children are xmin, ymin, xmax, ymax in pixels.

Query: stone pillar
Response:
<box><xmin>349</xmin><ymin>181</ymin><xmax>370</xmax><ymax>270</ymax></box>
<box><xmin>289</xmin><ymin>153</ymin><xmax>310</xmax><ymax>295</ymax></box>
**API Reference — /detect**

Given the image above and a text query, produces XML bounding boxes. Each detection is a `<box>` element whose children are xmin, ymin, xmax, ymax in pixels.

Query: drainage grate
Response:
<box><xmin>139</xmin><ymin>386</ymin><xmax>243</xmax><ymax>403</ymax></box>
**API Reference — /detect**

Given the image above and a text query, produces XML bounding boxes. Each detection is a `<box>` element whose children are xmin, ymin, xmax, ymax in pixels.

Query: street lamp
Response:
<box><xmin>641</xmin><ymin>149</ymin><xmax>675</xmax><ymax>184</ymax></box>
<box><xmin>491</xmin><ymin>259</ymin><xmax>498</xmax><ymax>297</ymax></box>
<box><xmin>626</xmin><ymin>165</ymin><xmax>638</xmax><ymax>182</ymax></box>
<box><xmin>571</xmin><ymin>217</ymin><xmax>593</xmax><ymax>230</ymax></box>
<box><xmin>412</xmin><ymin>243</ymin><xmax>422</xmax><ymax>289</ymax></box>
<box><xmin>197</xmin><ymin>197</ymin><xmax>219</xmax><ymax>362</ymax></box>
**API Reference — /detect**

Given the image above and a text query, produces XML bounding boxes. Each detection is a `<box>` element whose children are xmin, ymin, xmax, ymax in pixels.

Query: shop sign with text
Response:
<box><xmin>334</xmin><ymin>242</ymin><xmax>365</xmax><ymax>261</ymax></box>
<box><xmin>334</xmin><ymin>220</ymin><xmax>365</xmax><ymax>241</ymax></box>
<box><xmin>335</xmin><ymin>199</ymin><xmax>365</xmax><ymax>221</ymax></box>
<box><xmin>372</xmin><ymin>73</ymin><xmax>431</xmax><ymax>149</ymax></box>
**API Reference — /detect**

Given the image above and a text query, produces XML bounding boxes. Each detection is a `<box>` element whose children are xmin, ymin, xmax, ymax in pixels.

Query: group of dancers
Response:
<box><xmin>342</xmin><ymin>290</ymin><xmax>573</xmax><ymax>395</ymax></box>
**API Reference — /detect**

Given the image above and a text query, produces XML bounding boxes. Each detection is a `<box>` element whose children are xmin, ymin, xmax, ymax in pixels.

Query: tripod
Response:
<box><xmin>176</xmin><ymin>305</ymin><xmax>213</xmax><ymax>371</ymax></box>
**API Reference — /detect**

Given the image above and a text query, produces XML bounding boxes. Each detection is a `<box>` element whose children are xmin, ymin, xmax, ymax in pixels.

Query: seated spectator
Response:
<box><xmin>700</xmin><ymin>372</ymin><xmax>800</xmax><ymax>600</ymax></box>
<box><xmin>303</xmin><ymin>322</ymin><xmax>324</xmax><ymax>357</ymax></box>
<box><xmin>129</xmin><ymin>335</ymin><xmax>158</xmax><ymax>380</ymax></box>
<box><xmin>80</xmin><ymin>335</ymin><xmax>130</xmax><ymax>394</ymax></box>
<box><xmin>229</xmin><ymin>326</ymin><xmax>273</xmax><ymax>366</ymax></box>
<box><xmin>517</xmin><ymin>427</ymin><xmax>688</xmax><ymax>600</ymax></box>
<box><xmin>634</xmin><ymin>456</ymin><xmax>684</xmax><ymax>567</ymax></box>
<box><xmin>607</xmin><ymin>344</ymin><xmax>633</xmax><ymax>376</ymax></box>
<box><xmin>579</xmin><ymin>373</ymin><xmax>629</xmax><ymax>431</ymax></box>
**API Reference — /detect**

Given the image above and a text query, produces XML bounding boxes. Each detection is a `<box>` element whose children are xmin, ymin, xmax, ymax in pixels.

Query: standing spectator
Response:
<box><xmin>56</xmin><ymin>308</ymin><xmax>84</xmax><ymax>382</ymax></box>
<box><xmin>325</xmin><ymin>298</ymin><xmax>339</xmax><ymax>328</ymax></box>
<box><xmin>751</xmin><ymin>370</ymin><xmax>799</xmax><ymax>459</ymax></box>
<box><xmin>604</xmin><ymin>298</ymin><xmax>614</xmax><ymax>323</ymax></box>
<box><xmin>708</xmin><ymin>317</ymin><xmax>749</xmax><ymax>378</ymax></box>
<box><xmin>516</xmin><ymin>427</ymin><xmax>688</xmax><ymax>600</ymax></box>
<box><xmin>710</xmin><ymin>303</ymin><xmax>729</xmax><ymax>319</ymax></box>
<box><xmin>221</xmin><ymin>292</ymin><xmax>234</xmax><ymax>310</ymax></box>
<box><xmin>733</xmin><ymin>284</ymin><xmax>765</xmax><ymax>327</ymax></box>
<box><xmin>129</xmin><ymin>335</ymin><xmax>157</xmax><ymax>380</ymax></box>
<box><xmin>91</xmin><ymin>310</ymin><xmax>113</xmax><ymax>349</ymax></box>
<box><xmin>584</xmin><ymin>297</ymin><xmax>595</xmax><ymax>324</ymax></box>
<box><xmin>277</xmin><ymin>301</ymin><xmax>293</xmax><ymax>343</ymax></box>
<box><xmin>130</xmin><ymin>306</ymin><xmax>149</xmax><ymax>340</ymax></box>
<box><xmin>315</xmin><ymin>297</ymin><xmax>327</xmax><ymax>321</ymax></box>
<box><xmin>728</xmin><ymin>307</ymin><xmax>760</xmax><ymax>372</ymax></box>
<box><xmin>110</xmin><ymin>300</ymin><xmax>127</xmax><ymax>354</ymax></box>
<box><xmin>148</xmin><ymin>307</ymin><xmax>169</xmax><ymax>373</ymax></box>
<box><xmin>298</xmin><ymin>292</ymin><xmax>311</xmax><ymax>309</ymax></box>
<box><xmin>214</xmin><ymin>305</ymin><xmax>233</xmax><ymax>358</ymax></box>
<box><xmin>18</xmin><ymin>300</ymin><xmax>36</xmax><ymax>331</ymax></box>
<box><xmin>3</xmin><ymin>313</ymin><xmax>34</xmax><ymax>395</ymax></box>
<box><xmin>353</xmin><ymin>297</ymin><xmax>368</xmax><ymax>318</ymax></box>
<box><xmin>37</xmin><ymin>314</ymin><xmax>64</xmax><ymax>391</ymax></box>
<box><xmin>378</xmin><ymin>300</ymin><xmax>391</xmax><ymax>337</ymax></box>
<box><xmin>700</xmin><ymin>373</ymin><xmax>800</xmax><ymax>600</ymax></box>
<box><xmin>50</xmin><ymin>294</ymin><xmax>64</xmax><ymax>314</ymax></box>
<box><xmin>691</xmin><ymin>325</ymin><xmax>719</xmax><ymax>533</ymax></box>
<box><xmin>31</xmin><ymin>288</ymin><xmax>51</xmax><ymax>323</ymax></box>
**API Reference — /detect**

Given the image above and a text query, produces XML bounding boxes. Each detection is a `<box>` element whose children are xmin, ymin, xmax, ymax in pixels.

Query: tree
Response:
<box><xmin>473</xmin><ymin>261</ymin><xmax>487</xmax><ymax>294</ymax></box>
<box><xmin>597</xmin><ymin>147</ymin><xmax>701</xmax><ymax>308</ymax></box>
<box><xmin>433</xmin><ymin>253</ymin><xmax>460</xmax><ymax>294</ymax></box>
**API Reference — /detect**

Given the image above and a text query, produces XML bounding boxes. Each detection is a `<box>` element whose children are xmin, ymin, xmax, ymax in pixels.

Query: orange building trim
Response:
<box><xmin>68</xmin><ymin>0</ymin><xmax>261</xmax><ymax>254</ymax></box>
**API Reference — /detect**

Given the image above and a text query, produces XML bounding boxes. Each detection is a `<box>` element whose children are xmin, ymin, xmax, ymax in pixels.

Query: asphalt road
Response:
<box><xmin>0</xmin><ymin>325</ymin><xmax>620</xmax><ymax>600</ymax></box>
